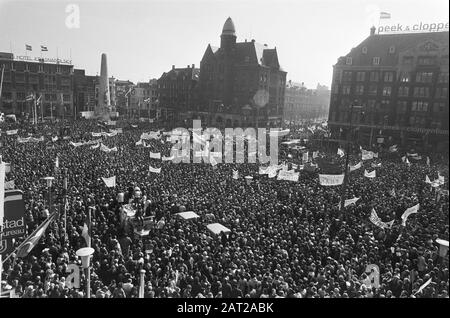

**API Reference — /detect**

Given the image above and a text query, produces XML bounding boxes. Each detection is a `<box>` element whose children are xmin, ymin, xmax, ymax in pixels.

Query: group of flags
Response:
<box><xmin>25</xmin><ymin>44</ymin><xmax>48</xmax><ymax>51</ymax></box>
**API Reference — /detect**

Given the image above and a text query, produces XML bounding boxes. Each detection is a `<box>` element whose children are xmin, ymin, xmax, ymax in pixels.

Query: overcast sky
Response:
<box><xmin>0</xmin><ymin>0</ymin><xmax>448</xmax><ymax>88</ymax></box>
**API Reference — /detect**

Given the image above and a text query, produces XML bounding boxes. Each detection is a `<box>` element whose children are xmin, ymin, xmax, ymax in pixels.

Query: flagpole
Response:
<box><xmin>2</xmin><ymin>213</ymin><xmax>56</xmax><ymax>264</ymax></box>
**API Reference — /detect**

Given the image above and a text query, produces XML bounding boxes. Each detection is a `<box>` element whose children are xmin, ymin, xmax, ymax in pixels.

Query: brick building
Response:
<box><xmin>328</xmin><ymin>28</ymin><xmax>449</xmax><ymax>152</ymax></box>
<box><xmin>157</xmin><ymin>65</ymin><xmax>199</xmax><ymax>122</ymax></box>
<box><xmin>283</xmin><ymin>81</ymin><xmax>330</xmax><ymax>123</ymax></box>
<box><xmin>198</xmin><ymin>17</ymin><xmax>287</xmax><ymax>127</ymax></box>
<box><xmin>0</xmin><ymin>52</ymin><xmax>74</xmax><ymax>119</ymax></box>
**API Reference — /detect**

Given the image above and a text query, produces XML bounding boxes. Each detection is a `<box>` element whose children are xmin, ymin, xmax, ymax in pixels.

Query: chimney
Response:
<box><xmin>264</xmin><ymin>44</ymin><xmax>268</xmax><ymax>47</ymax></box>
<box><xmin>192</xmin><ymin>64</ymin><xmax>195</xmax><ymax>69</ymax></box>
<box><xmin>370</xmin><ymin>26</ymin><xmax>376</xmax><ymax>36</ymax></box>
<box><xmin>245</xmin><ymin>39</ymin><xmax>247</xmax><ymax>42</ymax></box>
<box><xmin>172</xmin><ymin>65</ymin><xmax>175</xmax><ymax>70</ymax></box>
<box><xmin>251</xmin><ymin>39</ymin><xmax>255</xmax><ymax>43</ymax></box>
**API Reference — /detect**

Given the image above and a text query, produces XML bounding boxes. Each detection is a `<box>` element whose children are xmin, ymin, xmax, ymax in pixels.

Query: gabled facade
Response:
<box><xmin>198</xmin><ymin>17</ymin><xmax>287</xmax><ymax>126</ymax></box>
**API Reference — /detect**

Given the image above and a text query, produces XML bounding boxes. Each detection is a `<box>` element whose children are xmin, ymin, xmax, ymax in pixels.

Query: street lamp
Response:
<box><xmin>76</xmin><ymin>247</ymin><xmax>94</xmax><ymax>298</ymax></box>
<box><xmin>42</xmin><ymin>177</ymin><xmax>55</xmax><ymax>215</ymax></box>
<box><xmin>338</xmin><ymin>101</ymin><xmax>362</xmax><ymax>212</ymax></box>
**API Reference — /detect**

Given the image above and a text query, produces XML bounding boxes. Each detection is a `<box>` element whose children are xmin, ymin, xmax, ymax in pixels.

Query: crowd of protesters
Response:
<box><xmin>0</xmin><ymin>117</ymin><xmax>448</xmax><ymax>298</ymax></box>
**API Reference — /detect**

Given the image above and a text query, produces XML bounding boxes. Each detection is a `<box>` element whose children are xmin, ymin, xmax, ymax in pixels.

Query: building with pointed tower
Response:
<box><xmin>196</xmin><ymin>17</ymin><xmax>287</xmax><ymax>127</ymax></box>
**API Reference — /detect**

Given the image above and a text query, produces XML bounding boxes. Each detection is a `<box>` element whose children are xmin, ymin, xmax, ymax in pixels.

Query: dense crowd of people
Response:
<box><xmin>1</xmin><ymin>117</ymin><xmax>448</xmax><ymax>298</ymax></box>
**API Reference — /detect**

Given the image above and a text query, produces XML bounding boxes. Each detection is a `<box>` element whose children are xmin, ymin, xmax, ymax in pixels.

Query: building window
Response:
<box><xmin>355</xmin><ymin>85</ymin><xmax>364</xmax><ymax>95</ymax></box>
<box><xmin>409</xmin><ymin>116</ymin><xmax>426</xmax><ymax>126</ymax></box>
<box><xmin>382</xmin><ymin>86</ymin><xmax>392</xmax><ymax>96</ymax></box>
<box><xmin>397</xmin><ymin>101</ymin><xmax>408</xmax><ymax>113</ymax></box>
<box><xmin>369</xmin><ymin>71</ymin><xmax>379</xmax><ymax>82</ymax></box>
<box><xmin>63</xmin><ymin>94</ymin><xmax>71</xmax><ymax>102</ymax></box>
<box><xmin>362</xmin><ymin>47</ymin><xmax>368</xmax><ymax>54</ymax></box>
<box><xmin>399</xmin><ymin>72</ymin><xmax>410</xmax><ymax>82</ymax></box>
<box><xmin>438</xmin><ymin>73</ymin><xmax>449</xmax><ymax>83</ymax></box>
<box><xmin>373</xmin><ymin>57</ymin><xmax>380</xmax><ymax>65</ymax></box>
<box><xmin>412</xmin><ymin>101</ymin><xmax>429</xmax><ymax>112</ymax></box>
<box><xmin>413</xmin><ymin>87</ymin><xmax>430</xmax><ymax>98</ymax></box>
<box><xmin>435</xmin><ymin>87</ymin><xmax>448</xmax><ymax>98</ymax></box>
<box><xmin>383</xmin><ymin>72</ymin><xmax>394</xmax><ymax>82</ymax></box>
<box><xmin>398</xmin><ymin>86</ymin><xmax>409</xmax><ymax>97</ymax></box>
<box><xmin>343</xmin><ymin>71</ymin><xmax>352</xmax><ymax>82</ymax></box>
<box><xmin>403</xmin><ymin>56</ymin><xmax>414</xmax><ymax>64</ymax></box>
<box><xmin>356</xmin><ymin>72</ymin><xmax>365</xmax><ymax>82</ymax></box>
<box><xmin>389</xmin><ymin>46</ymin><xmax>395</xmax><ymax>53</ymax></box>
<box><xmin>368</xmin><ymin>85</ymin><xmax>378</xmax><ymax>95</ymax></box>
<box><xmin>433</xmin><ymin>102</ymin><xmax>445</xmax><ymax>112</ymax></box>
<box><xmin>415</xmin><ymin>72</ymin><xmax>433</xmax><ymax>83</ymax></box>
<box><xmin>346</xmin><ymin>57</ymin><xmax>353</xmax><ymax>65</ymax></box>
<box><xmin>342</xmin><ymin>85</ymin><xmax>351</xmax><ymax>95</ymax></box>
<box><xmin>418</xmin><ymin>56</ymin><xmax>435</xmax><ymax>65</ymax></box>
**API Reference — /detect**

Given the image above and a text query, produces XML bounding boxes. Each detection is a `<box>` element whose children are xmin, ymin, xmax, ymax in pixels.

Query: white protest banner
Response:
<box><xmin>389</xmin><ymin>145</ymin><xmax>398</xmax><ymax>152</ymax></box>
<box><xmin>344</xmin><ymin>197</ymin><xmax>360</xmax><ymax>207</ymax></box>
<box><xmin>312</xmin><ymin>151</ymin><xmax>319</xmax><ymax>159</ymax></box>
<box><xmin>162</xmin><ymin>155</ymin><xmax>174</xmax><ymax>161</ymax></box>
<box><xmin>371</xmin><ymin>163</ymin><xmax>381</xmax><ymax>168</ymax></box>
<box><xmin>302</xmin><ymin>152</ymin><xmax>309</xmax><ymax>162</ymax></box>
<box><xmin>150</xmin><ymin>152</ymin><xmax>161</xmax><ymax>159</ymax></box>
<box><xmin>141</xmin><ymin>131</ymin><xmax>160</xmax><ymax>140</ymax></box>
<box><xmin>337</xmin><ymin>148</ymin><xmax>345</xmax><ymax>157</ymax></box>
<box><xmin>259</xmin><ymin>166</ymin><xmax>269</xmax><ymax>175</ymax></box>
<box><xmin>401</xmin><ymin>204</ymin><xmax>419</xmax><ymax>226</ymax></box>
<box><xmin>17</xmin><ymin>137</ymin><xmax>31</xmax><ymax>143</ymax></box>
<box><xmin>102</xmin><ymin>176</ymin><xmax>116</xmax><ymax>187</ymax></box>
<box><xmin>4</xmin><ymin>179</ymin><xmax>15</xmax><ymax>190</ymax></box>
<box><xmin>6</xmin><ymin>130</ymin><xmax>18</xmax><ymax>135</ymax></box>
<box><xmin>52</xmin><ymin>136</ymin><xmax>58</xmax><ymax>142</ymax></box>
<box><xmin>90</xmin><ymin>143</ymin><xmax>100</xmax><ymax>149</ymax></box>
<box><xmin>277</xmin><ymin>170</ymin><xmax>299</xmax><ymax>182</ymax></box>
<box><xmin>425</xmin><ymin>175</ymin><xmax>432</xmax><ymax>184</ymax></box>
<box><xmin>232</xmin><ymin>170</ymin><xmax>239</xmax><ymax>180</ymax></box>
<box><xmin>149</xmin><ymin>166</ymin><xmax>161</xmax><ymax>174</ymax></box>
<box><xmin>70</xmin><ymin>141</ymin><xmax>84</xmax><ymax>147</ymax></box>
<box><xmin>92</xmin><ymin>132</ymin><xmax>102</xmax><ymax>137</ymax></box>
<box><xmin>361</xmin><ymin>149</ymin><xmax>374</xmax><ymax>160</ymax></box>
<box><xmin>414</xmin><ymin>278</ymin><xmax>432</xmax><ymax>295</ymax></box>
<box><xmin>319</xmin><ymin>174</ymin><xmax>344</xmax><ymax>186</ymax></box>
<box><xmin>438</xmin><ymin>174</ymin><xmax>445</xmax><ymax>185</ymax></box>
<box><xmin>369</xmin><ymin>209</ymin><xmax>394</xmax><ymax>229</ymax></box>
<box><xmin>350</xmin><ymin>162</ymin><xmax>362</xmax><ymax>172</ymax></box>
<box><xmin>364</xmin><ymin>170</ymin><xmax>376</xmax><ymax>178</ymax></box>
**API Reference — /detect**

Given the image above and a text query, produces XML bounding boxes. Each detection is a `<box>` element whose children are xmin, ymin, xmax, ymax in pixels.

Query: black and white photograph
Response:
<box><xmin>0</xmin><ymin>0</ymin><xmax>449</xmax><ymax>307</ymax></box>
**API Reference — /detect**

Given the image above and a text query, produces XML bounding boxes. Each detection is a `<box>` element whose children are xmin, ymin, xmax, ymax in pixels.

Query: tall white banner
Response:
<box><xmin>319</xmin><ymin>174</ymin><xmax>345</xmax><ymax>186</ymax></box>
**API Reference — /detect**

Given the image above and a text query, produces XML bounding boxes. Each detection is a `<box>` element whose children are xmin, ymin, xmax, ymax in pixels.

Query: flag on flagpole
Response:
<box><xmin>25</xmin><ymin>44</ymin><xmax>32</xmax><ymax>51</ymax></box>
<box><xmin>380</xmin><ymin>12</ymin><xmax>391</xmax><ymax>19</ymax></box>
<box><xmin>337</xmin><ymin>148</ymin><xmax>345</xmax><ymax>158</ymax></box>
<box><xmin>101</xmin><ymin>176</ymin><xmax>116</xmax><ymax>187</ymax></box>
<box><xmin>25</xmin><ymin>94</ymin><xmax>34</xmax><ymax>101</ymax></box>
<box><xmin>16</xmin><ymin>213</ymin><xmax>56</xmax><ymax>258</ymax></box>
<box><xmin>40</xmin><ymin>45</ymin><xmax>48</xmax><ymax>52</ymax></box>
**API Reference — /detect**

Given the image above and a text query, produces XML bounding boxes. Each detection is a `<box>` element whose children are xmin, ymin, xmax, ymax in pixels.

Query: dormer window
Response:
<box><xmin>346</xmin><ymin>57</ymin><xmax>353</xmax><ymax>65</ymax></box>
<box><xmin>373</xmin><ymin>57</ymin><xmax>380</xmax><ymax>65</ymax></box>
<box><xmin>362</xmin><ymin>47</ymin><xmax>368</xmax><ymax>54</ymax></box>
<box><xmin>389</xmin><ymin>46</ymin><xmax>395</xmax><ymax>53</ymax></box>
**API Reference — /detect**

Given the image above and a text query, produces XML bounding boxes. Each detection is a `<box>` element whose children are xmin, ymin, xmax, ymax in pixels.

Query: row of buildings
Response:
<box><xmin>0</xmin><ymin>18</ymin><xmax>297</xmax><ymax>126</ymax></box>
<box><xmin>328</xmin><ymin>27</ymin><xmax>449</xmax><ymax>152</ymax></box>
